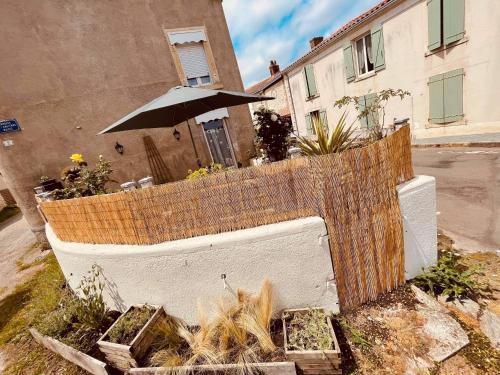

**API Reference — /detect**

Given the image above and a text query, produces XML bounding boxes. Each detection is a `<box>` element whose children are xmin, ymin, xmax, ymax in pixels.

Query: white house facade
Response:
<box><xmin>282</xmin><ymin>0</ymin><xmax>500</xmax><ymax>141</ymax></box>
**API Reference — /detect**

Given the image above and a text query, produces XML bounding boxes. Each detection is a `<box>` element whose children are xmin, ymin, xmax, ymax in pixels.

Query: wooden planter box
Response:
<box><xmin>30</xmin><ymin>328</ymin><xmax>111</xmax><ymax>375</ymax></box>
<box><xmin>282</xmin><ymin>308</ymin><xmax>341</xmax><ymax>375</ymax></box>
<box><xmin>128</xmin><ymin>362</ymin><xmax>297</xmax><ymax>375</ymax></box>
<box><xmin>97</xmin><ymin>305</ymin><xmax>166</xmax><ymax>372</ymax></box>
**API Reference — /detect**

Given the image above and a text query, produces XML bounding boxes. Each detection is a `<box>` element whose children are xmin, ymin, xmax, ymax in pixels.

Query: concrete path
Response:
<box><xmin>412</xmin><ymin>132</ymin><xmax>500</xmax><ymax>145</ymax></box>
<box><xmin>413</xmin><ymin>147</ymin><xmax>499</xmax><ymax>251</ymax></box>
<box><xmin>0</xmin><ymin>214</ymin><xmax>36</xmax><ymax>299</ymax></box>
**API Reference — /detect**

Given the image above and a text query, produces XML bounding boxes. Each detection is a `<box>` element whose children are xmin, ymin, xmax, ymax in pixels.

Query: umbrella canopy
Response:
<box><xmin>98</xmin><ymin>85</ymin><xmax>273</xmax><ymax>134</ymax></box>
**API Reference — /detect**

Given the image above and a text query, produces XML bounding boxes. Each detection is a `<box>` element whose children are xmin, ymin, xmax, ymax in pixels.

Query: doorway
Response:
<box><xmin>202</xmin><ymin>119</ymin><xmax>235</xmax><ymax>167</ymax></box>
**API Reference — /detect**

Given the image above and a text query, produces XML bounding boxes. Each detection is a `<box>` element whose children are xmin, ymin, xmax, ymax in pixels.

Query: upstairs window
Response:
<box><xmin>428</xmin><ymin>0</ymin><xmax>465</xmax><ymax>51</ymax></box>
<box><xmin>355</xmin><ymin>34</ymin><xmax>374</xmax><ymax>75</ymax></box>
<box><xmin>303</xmin><ymin>64</ymin><xmax>318</xmax><ymax>98</ymax></box>
<box><xmin>166</xmin><ymin>28</ymin><xmax>218</xmax><ymax>87</ymax></box>
<box><xmin>176</xmin><ymin>42</ymin><xmax>212</xmax><ymax>87</ymax></box>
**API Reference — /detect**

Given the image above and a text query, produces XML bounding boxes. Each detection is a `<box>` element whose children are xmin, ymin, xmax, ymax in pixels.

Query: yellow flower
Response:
<box><xmin>70</xmin><ymin>153</ymin><xmax>84</xmax><ymax>163</ymax></box>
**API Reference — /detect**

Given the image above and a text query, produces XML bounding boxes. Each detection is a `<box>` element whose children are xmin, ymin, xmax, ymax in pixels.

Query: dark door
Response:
<box><xmin>203</xmin><ymin>120</ymin><xmax>235</xmax><ymax>167</ymax></box>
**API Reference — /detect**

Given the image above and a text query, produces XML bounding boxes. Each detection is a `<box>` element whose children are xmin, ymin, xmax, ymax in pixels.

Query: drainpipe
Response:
<box><xmin>284</xmin><ymin>73</ymin><xmax>299</xmax><ymax>137</ymax></box>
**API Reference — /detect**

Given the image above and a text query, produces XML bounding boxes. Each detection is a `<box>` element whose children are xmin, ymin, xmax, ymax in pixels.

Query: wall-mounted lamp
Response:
<box><xmin>115</xmin><ymin>142</ymin><xmax>124</xmax><ymax>154</ymax></box>
<box><xmin>173</xmin><ymin>128</ymin><xmax>181</xmax><ymax>141</ymax></box>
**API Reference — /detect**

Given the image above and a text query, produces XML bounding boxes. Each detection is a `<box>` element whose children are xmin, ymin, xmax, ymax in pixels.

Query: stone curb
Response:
<box><xmin>412</xmin><ymin>142</ymin><xmax>500</xmax><ymax>148</ymax></box>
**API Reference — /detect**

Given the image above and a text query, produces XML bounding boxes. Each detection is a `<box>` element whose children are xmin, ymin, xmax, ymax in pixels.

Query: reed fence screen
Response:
<box><xmin>41</xmin><ymin>127</ymin><xmax>414</xmax><ymax>309</ymax></box>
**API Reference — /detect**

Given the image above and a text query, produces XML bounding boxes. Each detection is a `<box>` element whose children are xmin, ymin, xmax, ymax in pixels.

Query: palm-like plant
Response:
<box><xmin>297</xmin><ymin>112</ymin><xmax>356</xmax><ymax>156</ymax></box>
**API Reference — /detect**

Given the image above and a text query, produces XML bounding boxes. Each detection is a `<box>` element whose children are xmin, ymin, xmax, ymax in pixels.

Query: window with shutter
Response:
<box><xmin>303</xmin><ymin>64</ymin><xmax>318</xmax><ymax>98</ymax></box>
<box><xmin>429</xmin><ymin>73</ymin><xmax>445</xmax><ymax>123</ymax></box>
<box><xmin>358</xmin><ymin>96</ymin><xmax>368</xmax><ymax>129</ymax></box>
<box><xmin>319</xmin><ymin>110</ymin><xmax>328</xmax><ymax>134</ymax></box>
<box><xmin>305</xmin><ymin>114</ymin><xmax>313</xmax><ymax>135</ymax></box>
<box><xmin>443</xmin><ymin>68</ymin><xmax>464</xmax><ymax>122</ymax></box>
<box><xmin>428</xmin><ymin>0</ymin><xmax>465</xmax><ymax>51</ymax></box>
<box><xmin>443</xmin><ymin>0</ymin><xmax>465</xmax><ymax>45</ymax></box>
<box><xmin>428</xmin><ymin>69</ymin><xmax>464</xmax><ymax>124</ymax></box>
<box><xmin>365</xmin><ymin>93</ymin><xmax>378</xmax><ymax>129</ymax></box>
<box><xmin>370</xmin><ymin>25</ymin><xmax>385</xmax><ymax>71</ymax></box>
<box><xmin>343</xmin><ymin>43</ymin><xmax>356</xmax><ymax>83</ymax></box>
<box><xmin>427</xmin><ymin>0</ymin><xmax>442</xmax><ymax>50</ymax></box>
<box><xmin>176</xmin><ymin>42</ymin><xmax>212</xmax><ymax>87</ymax></box>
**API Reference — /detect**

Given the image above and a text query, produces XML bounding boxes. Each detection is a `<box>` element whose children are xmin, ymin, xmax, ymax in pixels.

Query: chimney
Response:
<box><xmin>309</xmin><ymin>36</ymin><xmax>324</xmax><ymax>49</ymax></box>
<box><xmin>269</xmin><ymin>60</ymin><xmax>280</xmax><ymax>76</ymax></box>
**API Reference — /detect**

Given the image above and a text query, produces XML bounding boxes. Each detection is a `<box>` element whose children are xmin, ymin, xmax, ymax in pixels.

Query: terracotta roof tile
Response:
<box><xmin>245</xmin><ymin>72</ymin><xmax>283</xmax><ymax>94</ymax></box>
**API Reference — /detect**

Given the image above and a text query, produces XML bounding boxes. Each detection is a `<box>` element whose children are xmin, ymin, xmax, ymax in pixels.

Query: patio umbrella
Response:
<box><xmin>99</xmin><ymin>85</ymin><xmax>273</xmax><ymax>165</ymax></box>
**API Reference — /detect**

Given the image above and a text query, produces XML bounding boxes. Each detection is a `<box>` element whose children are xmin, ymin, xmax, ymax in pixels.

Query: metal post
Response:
<box><xmin>185</xmin><ymin>118</ymin><xmax>202</xmax><ymax>167</ymax></box>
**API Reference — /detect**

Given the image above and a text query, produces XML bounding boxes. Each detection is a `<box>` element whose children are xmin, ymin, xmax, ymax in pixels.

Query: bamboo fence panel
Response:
<box><xmin>41</xmin><ymin>127</ymin><xmax>414</xmax><ymax>310</ymax></box>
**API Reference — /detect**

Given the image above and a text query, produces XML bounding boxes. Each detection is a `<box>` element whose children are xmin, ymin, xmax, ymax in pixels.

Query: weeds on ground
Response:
<box><xmin>284</xmin><ymin>308</ymin><xmax>334</xmax><ymax>351</ymax></box>
<box><xmin>0</xmin><ymin>253</ymin><xmax>85</xmax><ymax>374</ymax></box>
<box><xmin>414</xmin><ymin>250</ymin><xmax>490</xmax><ymax>301</ymax></box>
<box><xmin>338</xmin><ymin>317</ymin><xmax>371</xmax><ymax>350</ymax></box>
<box><xmin>107</xmin><ymin>305</ymin><xmax>155</xmax><ymax>344</ymax></box>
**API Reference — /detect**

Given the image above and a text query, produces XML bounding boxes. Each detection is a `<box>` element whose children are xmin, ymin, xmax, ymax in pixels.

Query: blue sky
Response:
<box><xmin>222</xmin><ymin>0</ymin><xmax>381</xmax><ymax>88</ymax></box>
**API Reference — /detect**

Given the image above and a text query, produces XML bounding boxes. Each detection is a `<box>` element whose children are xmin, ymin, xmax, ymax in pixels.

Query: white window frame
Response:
<box><xmin>354</xmin><ymin>33</ymin><xmax>374</xmax><ymax>77</ymax></box>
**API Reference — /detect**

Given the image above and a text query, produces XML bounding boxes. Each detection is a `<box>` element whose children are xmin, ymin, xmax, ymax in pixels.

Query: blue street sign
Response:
<box><xmin>0</xmin><ymin>119</ymin><xmax>21</xmax><ymax>134</ymax></box>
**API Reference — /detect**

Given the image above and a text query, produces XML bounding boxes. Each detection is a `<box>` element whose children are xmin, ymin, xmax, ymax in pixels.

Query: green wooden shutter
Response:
<box><xmin>319</xmin><ymin>110</ymin><xmax>328</xmax><ymax>134</ymax></box>
<box><xmin>370</xmin><ymin>25</ymin><xmax>385</xmax><ymax>71</ymax></box>
<box><xmin>304</xmin><ymin>64</ymin><xmax>317</xmax><ymax>97</ymax></box>
<box><xmin>358</xmin><ymin>96</ymin><xmax>368</xmax><ymax>128</ymax></box>
<box><xmin>365</xmin><ymin>93</ymin><xmax>378</xmax><ymax>129</ymax></box>
<box><xmin>305</xmin><ymin>113</ymin><xmax>313</xmax><ymax>135</ymax></box>
<box><xmin>343</xmin><ymin>43</ymin><xmax>356</xmax><ymax>83</ymax></box>
<box><xmin>427</xmin><ymin>0</ymin><xmax>442</xmax><ymax>50</ymax></box>
<box><xmin>428</xmin><ymin>73</ymin><xmax>445</xmax><ymax>123</ymax></box>
<box><xmin>443</xmin><ymin>68</ymin><xmax>464</xmax><ymax>122</ymax></box>
<box><xmin>444</xmin><ymin>0</ymin><xmax>465</xmax><ymax>45</ymax></box>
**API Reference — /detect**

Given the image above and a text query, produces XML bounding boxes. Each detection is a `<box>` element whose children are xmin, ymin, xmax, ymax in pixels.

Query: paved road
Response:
<box><xmin>0</xmin><ymin>214</ymin><xmax>36</xmax><ymax>299</ymax></box>
<box><xmin>413</xmin><ymin>147</ymin><xmax>499</xmax><ymax>252</ymax></box>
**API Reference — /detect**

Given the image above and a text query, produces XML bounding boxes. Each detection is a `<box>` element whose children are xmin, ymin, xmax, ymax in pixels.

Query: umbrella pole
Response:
<box><xmin>186</xmin><ymin>118</ymin><xmax>202</xmax><ymax>167</ymax></box>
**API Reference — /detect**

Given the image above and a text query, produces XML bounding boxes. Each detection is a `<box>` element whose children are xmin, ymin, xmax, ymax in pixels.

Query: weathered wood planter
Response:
<box><xmin>282</xmin><ymin>308</ymin><xmax>342</xmax><ymax>375</ymax></box>
<box><xmin>128</xmin><ymin>362</ymin><xmax>297</xmax><ymax>375</ymax></box>
<box><xmin>30</xmin><ymin>328</ymin><xmax>111</xmax><ymax>375</ymax></box>
<box><xmin>97</xmin><ymin>305</ymin><xmax>166</xmax><ymax>372</ymax></box>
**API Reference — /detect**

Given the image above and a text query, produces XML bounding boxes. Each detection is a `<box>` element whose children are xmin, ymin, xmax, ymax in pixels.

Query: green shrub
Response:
<box><xmin>253</xmin><ymin>107</ymin><xmax>293</xmax><ymax>162</ymax></box>
<box><xmin>414</xmin><ymin>251</ymin><xmax>489</xmax><ymax>301</ymax></box>
<box><xmin>51</xmin><ymin>154</ymin><xmax>114</xmax><ymax>200</ymax></box>
<box><xmin>186</xmin><ymin>163</ymin><xmax>225</xmax><ymax>180</ymax></box>
<box><xmin>284</xmin><ymin>308</ymin><xmax>333</xmax><ymax>351</ymax></box>
<box><xmin>107</xmin><ymin>305</ymin><xmax>155</xmax><ymax>345</ymax></box>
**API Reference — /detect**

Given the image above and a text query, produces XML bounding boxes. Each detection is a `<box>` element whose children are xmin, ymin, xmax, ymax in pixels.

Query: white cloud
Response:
<box><xmin>223</xmin><ymin>0</ymin><xmax>381</xmax><ymax>87</ymax></box>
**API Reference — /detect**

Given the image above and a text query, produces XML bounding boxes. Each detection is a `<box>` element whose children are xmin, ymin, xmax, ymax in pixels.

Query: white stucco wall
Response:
<box><xmin>48</xmin><ymin>216</ymin><xmax>339</xmax><ymax>324</ymax></box>
<box><xmin>249</xmin><ymin>78</ymin><xmax>291</xmax><ymax>119</ymax></box>
<box><xmin>398</xmin><ymin>175</ymin><xmax>438</xmax><ymax>280</ymax></box>
<box><xmin>48</xmin><ymin>175</ymin><xmax>437</xmax><ymax>319</ymax></box>
<box><xmin>287</xmin><ymin>0</ymin><xmax>500</xmax><ymax>140</ymax></box>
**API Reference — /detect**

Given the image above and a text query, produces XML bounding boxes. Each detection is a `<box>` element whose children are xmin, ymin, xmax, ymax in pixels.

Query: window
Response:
<box><xmin>303</xmin><ymin>64</ymin><xmax>318</xmax><ymax>98</ymax></box>
<box><xmin>358</xmin><ymin>93</ymin><xmax>377</xmax><ymax>129</ymax></box>
<box><xmin>428</xmin><ymin>0</ymin><xmax>465</xmax><ymax>51</ymax></box>
<box><xmin>343</xmin><ymin>25</ymin><xmax>385</xmax><ymax>83</ymax></box>
<box><xmin>355</xmin><ymin>34</ymin><xmax>374</xmax><ymax>75</ymax></box>
<box><xmin>177</xmin><ymin>42</ymin><xmax>212</xmax><ymax>87</ymax></box>
<box><xmin>428</xmin><ymin>68</ymin><xmax>464</xmax><ymax>124</ymax></box>
<box><xmin>166</xmin><ymin>28</ymin><xmax>219</xmax><ymax>87</ymax></box>
<box><xmin>305</xmin><ymin>110</ymin><xmax>328</xmax><ymax>136</ymax></box>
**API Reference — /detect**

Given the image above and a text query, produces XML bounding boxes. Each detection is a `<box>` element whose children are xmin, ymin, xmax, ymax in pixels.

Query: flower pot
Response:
<box><xmin>138</xmin><ymin>176</ymin><xmax>154</xmax><ymax>188</ymax></box>
<box><xmin>40</xmin><ymin>178</ymin><xmax>63</xmax><ymax>192</ymax></box>
<box><xmin>282</xmin><ymin>308</ymin><xmax>341</xmax><ymax>375</ymax></box>
<box><xmin>121</xmin><ymin>181</ymin><xmax>137</xmax><ymax>191</ymax></box>
<box><xmin>97</xmin><ymin>305</ymin><xmax>166</xmax><ymax>372</ymax></box>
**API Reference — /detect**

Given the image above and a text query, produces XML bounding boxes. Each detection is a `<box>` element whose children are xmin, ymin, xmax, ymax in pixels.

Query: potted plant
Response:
<box><xmin>282</xmin><ymin>308</ymin><xmax>341</xmax><ymax>375</ymax></box>
<box><xmin>98</xmin><ymin>304</ymin><xmax>166</xmax><ymax>372</ymax></box>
